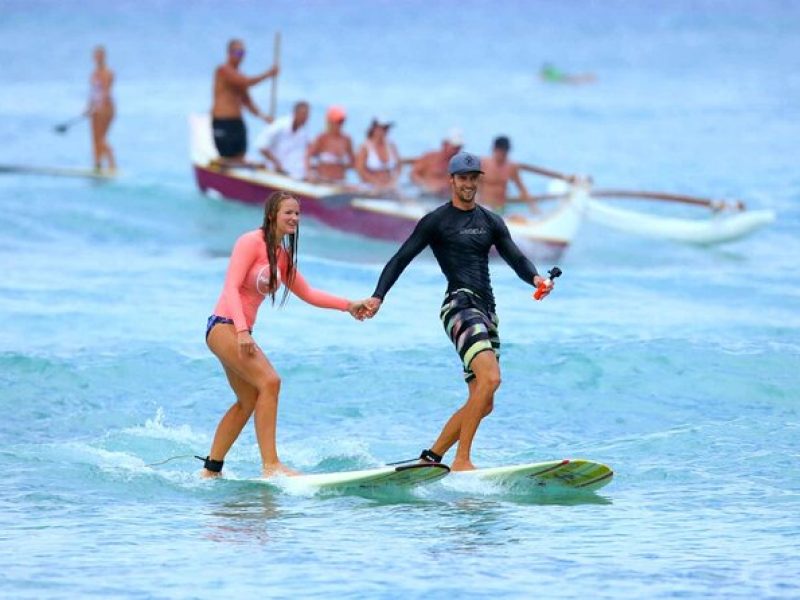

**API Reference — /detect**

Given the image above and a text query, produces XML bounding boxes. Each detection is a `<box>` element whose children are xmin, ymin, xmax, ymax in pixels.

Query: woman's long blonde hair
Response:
<box><xmin>260</xmin><ymin>191</ymin><xmax>298</xmax><ymax>307</ymax></box>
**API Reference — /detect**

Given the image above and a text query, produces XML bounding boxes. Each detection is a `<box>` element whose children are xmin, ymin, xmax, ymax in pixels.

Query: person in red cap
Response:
<box><xmin>307</xmin><ymin>105</ymin><xmax>355</xmax><ymax>183</ymax></box>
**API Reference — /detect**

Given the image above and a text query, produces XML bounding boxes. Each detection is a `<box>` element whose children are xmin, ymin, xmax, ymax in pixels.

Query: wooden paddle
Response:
<box><xmin>54</xmin><ymin>113</ymin><xmax>87</xmax><ymax>134</ymax></box>
<box><xmin>269</xmin><ymin>32</ymin><xmax>281</xmax><ymax>121</ymax></box>
<box><xmin>590</xmin><ymin>189</ymin><xmax>745</xmax><ymax>212</ymax></box>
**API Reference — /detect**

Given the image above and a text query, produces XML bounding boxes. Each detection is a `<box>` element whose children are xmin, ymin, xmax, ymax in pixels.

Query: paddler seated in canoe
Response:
<box><xmin>211</xmin><ymin>38</ymin><xmax>279</xmax><ymax>165</ymax></box>
<box><xmin>479</xmin><ymin>136</ymin><xmax>533</xmax><ymax>214</ymax></box>
<box><xmin>306</xmin><ymin>105</ymin><xmax>355</xmax><ymax>184</ymax></box>
<box><xmin>355</xmin><ymin>116</ymin><xmax>401</xmax><ymax>192</ymax></box>
<box><xmin>255</xmin><ymin>100</ymin><xmax>312</xmax><ymax>180</ymax></box>
<box><xmin>409</xmin><ymin>128</ymin><xmax>464</xmax><ymax>198</ymax></box>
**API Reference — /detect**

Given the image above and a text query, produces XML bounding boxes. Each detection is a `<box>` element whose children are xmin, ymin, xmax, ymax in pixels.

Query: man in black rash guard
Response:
<box><xmin>364</xmin><ymin>151</ymin><xmax>556</xmax><ymax>471</ymax></box>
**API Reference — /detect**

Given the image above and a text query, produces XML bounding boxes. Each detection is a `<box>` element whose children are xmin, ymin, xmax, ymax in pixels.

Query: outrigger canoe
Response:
<box><xmin>190</xmin><ymin>113</ymin><xmax>346</xmax><ymax>211</ymax></box>
<box><xmin>189</xmin><ymin>113</ymin><xmax>584</xmax><ymax>260</ymax></box>
<box><xmin>585</xmin><ymin>199</ymin><xmax>775</xmax><ymax>245</ymax></box>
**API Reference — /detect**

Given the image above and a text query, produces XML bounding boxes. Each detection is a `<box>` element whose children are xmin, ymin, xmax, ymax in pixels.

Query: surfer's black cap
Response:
<box><xmin>448</xmin><ymin>151</ymin><xmax>483</xmax><ymax>175</ymax></box>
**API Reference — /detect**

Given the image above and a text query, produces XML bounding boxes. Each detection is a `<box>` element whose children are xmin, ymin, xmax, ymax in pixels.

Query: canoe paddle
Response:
<box><xmin>54</xmin><ymin>113</ymin><xmax>87</xmax><ymax>134</ymax></box>
<box><xmin>268</xmin><ymin>31</ymin><xmax>281</xmax><ymax>121</ymax></box>
<box><xmin>534</xmin><ymin>266</ymin><xmax>561</xmax><ymax>300</ymax></box>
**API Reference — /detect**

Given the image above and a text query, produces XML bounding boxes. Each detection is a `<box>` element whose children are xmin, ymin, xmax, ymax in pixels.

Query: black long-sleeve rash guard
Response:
<box><xmin>371</xmin><ymin>202</ymin><xmax>540</xmax><ymax>311</ymax></box>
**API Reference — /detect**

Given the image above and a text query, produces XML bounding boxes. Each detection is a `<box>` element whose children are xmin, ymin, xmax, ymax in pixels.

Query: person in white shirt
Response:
<box><xmin>256</xmin><ymin>101</ymin><xmax>310</xmax><ymax>180</ymax></box>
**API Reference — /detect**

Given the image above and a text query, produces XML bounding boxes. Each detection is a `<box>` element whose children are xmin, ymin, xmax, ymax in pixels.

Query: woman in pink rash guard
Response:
<box><xmin>198</xmin><ymin>191</ymin><xmax>369</xmax><ymax>478</ymax></box>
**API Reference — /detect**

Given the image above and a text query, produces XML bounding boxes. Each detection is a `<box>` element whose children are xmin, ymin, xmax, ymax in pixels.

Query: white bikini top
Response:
<box><xmin>364</xmin><ymin>140</ymin><xmax>398</xmax><ymax>172</ymax></box>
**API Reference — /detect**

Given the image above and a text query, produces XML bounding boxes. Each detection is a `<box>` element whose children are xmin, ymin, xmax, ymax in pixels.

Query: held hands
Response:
<box><xmin>347</xmin><ymin>297</ymin><xmax>382</xmax><ymax>321</ymax></box>
<box><xmin>363</xmin><ymin>297</ymin><xmax>382</xmax><ymax>319</ymax></box>
<box><xmin>346</xmin><ymin>297</ymin><xmax>382</xmax><ymax>320</ymax></box>
<box><xmin>237</xmin><ymin>330</ymin><xmax>258</xmax><ymax>358</ymax></box>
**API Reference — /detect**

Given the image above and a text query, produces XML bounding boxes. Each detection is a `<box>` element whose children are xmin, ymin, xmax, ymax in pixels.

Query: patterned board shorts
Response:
<box><xmin>440</xmin><ymin>288</ymin><xmax>500</xmax><ymax>383</ymax></box>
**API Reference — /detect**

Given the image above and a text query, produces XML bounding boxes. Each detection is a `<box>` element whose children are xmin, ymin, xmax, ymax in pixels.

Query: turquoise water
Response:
<box><xmin>2</xmin><ymin>1</ymin><xmax>799</xmax><ymax>598</ymax></box>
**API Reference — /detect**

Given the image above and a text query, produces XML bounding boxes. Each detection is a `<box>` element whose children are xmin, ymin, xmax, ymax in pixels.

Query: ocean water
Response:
<box><xmin>1</xmin><ymin>1</ymin><xmax>799</xmax><ymax>598</ymax></box>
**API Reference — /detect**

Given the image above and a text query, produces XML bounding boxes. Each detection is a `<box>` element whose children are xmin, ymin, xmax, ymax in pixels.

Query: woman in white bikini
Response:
<box><xmin>355</xmin><ymin>116</ymin><xmax>400</xmax><ymax>191</ymax></box>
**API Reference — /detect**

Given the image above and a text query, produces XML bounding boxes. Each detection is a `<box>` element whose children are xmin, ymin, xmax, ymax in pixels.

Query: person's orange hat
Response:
<box><xmin>326</xmin><ymin>106</ymin><xmax>346</xmax><ymax>123</ymax></box>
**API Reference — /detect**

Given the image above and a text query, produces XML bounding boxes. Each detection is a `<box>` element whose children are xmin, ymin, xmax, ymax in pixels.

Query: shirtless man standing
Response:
<box><xmin>212</xmin><ymin>39</ymin><xmax>279</xmax><ymax>162</ymax></box>
<box><xmin>479</xmin><ymin>136</ymin><xmax>531</xmax><ymax>213</ymax></box>
<box><xmin>410</xmin><ymin>129</ymin><xmax>463</xmax><ymax>197</ymax></box>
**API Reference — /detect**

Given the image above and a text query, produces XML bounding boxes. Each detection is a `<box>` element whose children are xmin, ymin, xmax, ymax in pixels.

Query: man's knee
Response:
<box><xmin>477</xmin><ymin>369</ymin><xmax>501</xmax><ymax>392</ymax></box>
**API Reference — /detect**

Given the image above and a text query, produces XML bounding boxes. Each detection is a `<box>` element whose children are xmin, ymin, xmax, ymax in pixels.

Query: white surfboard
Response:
<box><xmin>252</xmin><ymin>462</ymin><xmax>450</xmax><ymax>492</ymax></box>
<box><xmin>454</xmin><ymin>458</ymin><xmax>613</xmax><ymax>492</ymax></box>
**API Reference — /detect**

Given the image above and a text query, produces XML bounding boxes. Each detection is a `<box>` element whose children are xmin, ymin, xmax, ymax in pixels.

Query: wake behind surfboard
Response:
<box><xmin>452</xmin><ymin>459</ymin><xmax>613</xmax><ymax>493</ymax></box>
<box><xmin>250</xmin><ymin>462</ymin><xmax>450</xmax><ymax>493</ymax></box>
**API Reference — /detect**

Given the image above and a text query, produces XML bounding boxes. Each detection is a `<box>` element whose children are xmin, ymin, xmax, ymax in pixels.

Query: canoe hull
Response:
<box><xmin>190</xmin><ymin>113</ymin><xmax>580</xmax><ymax>260</ymax></box>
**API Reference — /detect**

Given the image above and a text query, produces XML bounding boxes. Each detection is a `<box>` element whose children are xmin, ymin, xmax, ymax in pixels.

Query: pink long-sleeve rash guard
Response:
<box><xmin>212</xmin><ymin>229</ymin><xmax>350</xmax><ymax>332</ymax></box>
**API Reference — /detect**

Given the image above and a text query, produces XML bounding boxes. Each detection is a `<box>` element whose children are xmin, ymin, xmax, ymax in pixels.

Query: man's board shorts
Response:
<box><xmin>440</xmin><ymin>288</ymin><xmax>500</xmax><ymax>383</ymax></box>
<box><xmin>212</xmin><ymin>118</ymin><xmax>247</xmax><ymax>158</ymax></box>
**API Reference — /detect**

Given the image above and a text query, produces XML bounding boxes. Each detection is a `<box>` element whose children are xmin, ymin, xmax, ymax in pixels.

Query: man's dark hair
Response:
<box><xmin>494</xmin><ymin>136</ymin><xmax>511</xmax><ymax>151</ymax></box>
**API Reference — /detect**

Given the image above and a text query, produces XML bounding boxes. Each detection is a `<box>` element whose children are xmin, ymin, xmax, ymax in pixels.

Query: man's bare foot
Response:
<box><xmin>450</xmin><ymin>458</ymin><xmax>477</xmax><ymax>472</ymax></box>
<box><xmin>262</xmin><ymin>463</ymin><xmax>300</xmax><ymax>478</ymax></box>
<box><xmin>200</xmin><ymin>468</ymin><xmax>222</xmax><ymax>479</ymax></box>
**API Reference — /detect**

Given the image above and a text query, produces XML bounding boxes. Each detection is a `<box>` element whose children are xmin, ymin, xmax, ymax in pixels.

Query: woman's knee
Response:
<box><xmin>257</xmin><ymin>372</ymin><xmax>281</xmax><ymax>396</ymax></box>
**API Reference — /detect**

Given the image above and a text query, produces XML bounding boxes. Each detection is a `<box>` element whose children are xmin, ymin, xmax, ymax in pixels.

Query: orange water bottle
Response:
<box><xmin>534</xmin><ymin>266</ymin><xmax>562</xmax><ymax>300</ymax></box>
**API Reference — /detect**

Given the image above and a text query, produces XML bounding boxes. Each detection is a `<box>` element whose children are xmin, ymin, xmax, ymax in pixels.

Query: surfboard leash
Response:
<box><xmin>143</xmin><ymin>454</ymin><xmax>196</xmax><ymax>467</ymax></box>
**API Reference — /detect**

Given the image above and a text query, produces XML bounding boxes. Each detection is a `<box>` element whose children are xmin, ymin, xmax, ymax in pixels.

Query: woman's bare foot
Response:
<box><xmin>450</xmin><ymin>458</ymin><xmax>477</xmax><ymax>472</ymax></box>
<box><xmin>262</xmin><ymin>463</ymin><xmax>300</xmax><ymax>478</ymax></box>
<box><xmin>200</xmin><ymin>468</ymin><xmax>222</xmax><ymax>479</ymax></box>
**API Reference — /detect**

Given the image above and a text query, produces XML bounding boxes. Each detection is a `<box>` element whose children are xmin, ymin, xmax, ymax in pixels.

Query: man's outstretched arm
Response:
<box><xmin>367</xmin><ymin>215</ymin><xmax>434</xmax><ymax>315</ymax></box>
